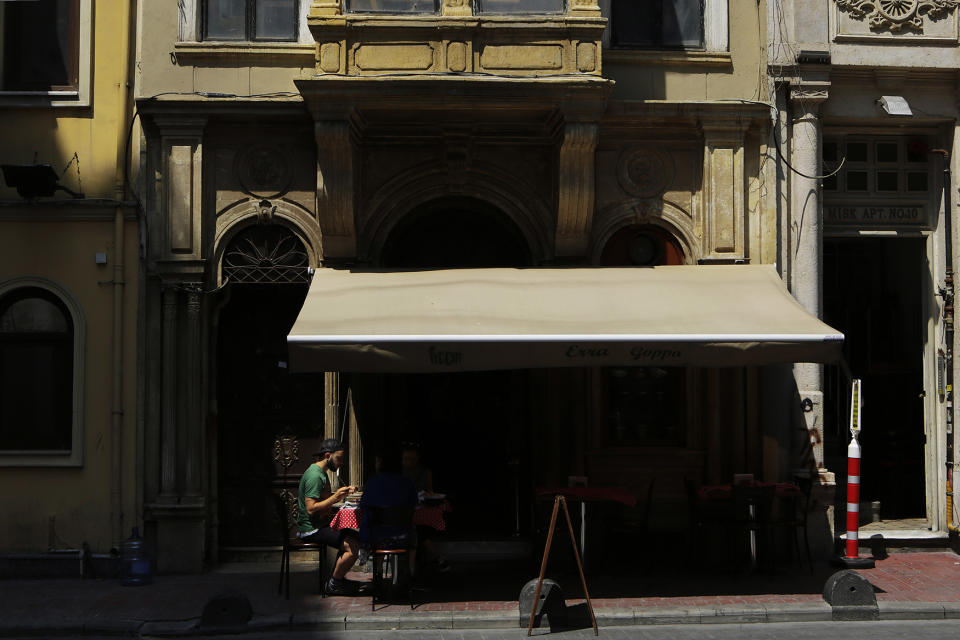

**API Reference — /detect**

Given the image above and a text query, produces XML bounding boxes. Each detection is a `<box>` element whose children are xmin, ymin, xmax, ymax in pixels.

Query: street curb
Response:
<box><xmin>3</xmin><ymin>600</ymin><xmax>960</xmax><ymax>635</ymax></box>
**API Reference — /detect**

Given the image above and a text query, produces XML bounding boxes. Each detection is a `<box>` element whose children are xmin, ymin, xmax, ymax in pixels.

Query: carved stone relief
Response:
<box><xmin>836</xmin><ymin>0</ymin><xmax>960</xmax><ymax>33</ymax></box>
<box><xmin>617</xmin><ymin>147</ymin><xmax>674</xmax><ymax>199</ymax></box>
<box><xmin>235</xmin><ymin>145</ymin><xmax>292</xmax><ymax>199</ymax></box>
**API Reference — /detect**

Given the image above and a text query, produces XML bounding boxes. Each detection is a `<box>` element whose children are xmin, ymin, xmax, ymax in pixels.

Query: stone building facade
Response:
<box><xmin>134</xmin><ymin>0</ymin><xmax>835</xmax><ymax>573</ymax></box>
<box><xmin>771</xmin><ymin>0</ymin><xmax>960</xmax><ymax>543</ymax></box>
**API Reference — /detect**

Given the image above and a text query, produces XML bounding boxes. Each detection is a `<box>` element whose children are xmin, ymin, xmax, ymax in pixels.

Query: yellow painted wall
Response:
<box><xmin>0</xmin><ymin>220</ymin><xmax>139</xmax><ymax>553</ymax></box>
<box><xmin>606</xmin><ymin>2</ymin><xmax>767</xmax><ymax>102</ymax></box>
<box><xmin>0</xmin><ymin>1</ymin><xmax>132</xmax><ymax>200</ymax></box>
<box><xmin>0</xmin><ymin>0</ymin><xmax>138</xmax><ymax>554</ymax></box>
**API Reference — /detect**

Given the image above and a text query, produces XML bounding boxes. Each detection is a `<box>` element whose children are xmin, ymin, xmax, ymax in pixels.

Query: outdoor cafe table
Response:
<box><xmin>534</xmin><ymin>487</ymin><xmax>637</xmax><ymax>568</ymax></box>
<box><xmin>695</xmin><ymin>481</ymin><xmax>802</xmax><ymax>571</ymax></box>
<box><xmin>697</xmin><ymin>481</ymin><xmax>801</xmax><ymax>501</ymax></box>
<box><xmin>329</xmin><ymin>503</ymin><xmax>450</xmax><ymax>532</ymax></box>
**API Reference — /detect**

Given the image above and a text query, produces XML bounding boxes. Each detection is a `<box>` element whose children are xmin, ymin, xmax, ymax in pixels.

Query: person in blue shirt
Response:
<box><xmin>360</xmin><ymin>442</ymin><xmax>419</xmax><ymax>577</ymax></box>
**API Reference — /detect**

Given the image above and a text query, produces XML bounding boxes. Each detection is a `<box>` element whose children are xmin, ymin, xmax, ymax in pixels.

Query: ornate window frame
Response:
<box><xmin>0</xmin><ymin>0</ymin><xmax>93</xmax><ymax>108</ymax></box>
<box><xmin>0</xmin><ymin>277</ymin><xmax>86</xmax><ymax>467</ymax></box>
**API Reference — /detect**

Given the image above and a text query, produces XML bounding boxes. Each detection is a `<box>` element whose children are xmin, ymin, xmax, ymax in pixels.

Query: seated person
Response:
<box><xmin>360</xmin><ymin>443</ymin><xmax>419</xmax><ymax>576</ymax></box>
<box><xmin>401</xmin><ymin>442</ymin><xmax>450</xmax><ymax>573</ymax></box>
<box><xmin>296</xmin><ymin>438</ymin><xmax>360</xmax><ymax>596</ymax></box>
<box><xmin>401</xmin><ymin>442</ymin><xmax>434</xmax><ymax>494</ymax></box>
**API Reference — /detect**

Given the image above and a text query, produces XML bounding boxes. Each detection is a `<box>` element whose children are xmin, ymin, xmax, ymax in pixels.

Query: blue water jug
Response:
<box><xmin>120</xmin><ymin>526</ymin><xmax>153</xmax><ymax>586</ymax></box>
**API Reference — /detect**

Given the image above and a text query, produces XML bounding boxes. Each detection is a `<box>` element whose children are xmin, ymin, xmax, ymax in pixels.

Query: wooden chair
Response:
<box><xmin>366</xmin><ymin>505</ymin><xmax>416</xmax><ymax>611</ymax></box>
<box><xmin>275</xmin><ymin>494</ymin><xmax>328</xmax><ymax>600</ymax></box>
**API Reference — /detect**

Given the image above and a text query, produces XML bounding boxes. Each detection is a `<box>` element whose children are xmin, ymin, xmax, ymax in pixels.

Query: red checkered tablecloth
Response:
<box><xmin>329</xmin><ymin>507</ymin><xmax>360</xmax><ymax>531</ymax></box>
<box><xmin>329</xmin><ymin>503</ymin><xmax>449</xmax><ymax>532</ymax></box>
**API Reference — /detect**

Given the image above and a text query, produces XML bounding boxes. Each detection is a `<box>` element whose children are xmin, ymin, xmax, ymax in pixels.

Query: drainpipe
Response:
<box><xmin>110</xmin><ymin>0</ymin><xmax>136</xmax><ymax>547</ymax></box>
<box><xmin>932</xmin><ymin>148</ymin><xmax>958</xmax><ymax>533</ymax></box>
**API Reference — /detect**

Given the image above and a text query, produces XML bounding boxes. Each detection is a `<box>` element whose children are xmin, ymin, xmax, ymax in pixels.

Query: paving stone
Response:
<box><xmin>451</xmin><ymin>610</ymin><xmax>517</xmax><ymax>629</ymax></box>
<box><xmin>290</xmin><ymin>611</ymin><xmax>346</xmax><ymax>631</ymax></box>
<box><xmin>247</xmin><ymin>612</ymin><xmax>293</xmax><ymax>631</ymax></box>
<box><xmin>346</xmin><ymin>613</ymin><xmax>402</xmax><ymax>630</ymax></box>
<box><xmin>83</xmin><ymin>616</ymin><xmax>144</xmax><ymax>635</ymax></box>
<box><xmin>593</xmin><ymin>607</ymin><xmax>634</xmax><ymax>627</ymax></box>
<box><xmin>764</xmin><ymin>601</ymin><xmax>832</xmax><ymax>623</ymax></box>
<box><xmin>941</xmin><ymin>601</ymin><xmax>960</xmax><ymax>619</ymax></box>
<box><xmin>633</xmin><ymin>606</ymin><xmax>702</xmax><ymax>625</ymax></box>
<box><xmin>700</xmin><ymin>604</ymin><xmax>768</xmax><ymax>624</ymax></box>
<box><xmin>139</xmin><ymin>619</ymin><xmax>200</xmax><ymax>637</ymax></box>
<box><xmin>398</xmin><ymin>611</ymin><xmax>454</xmax><ymax>629</ymax></box>
<box><xmin>876</xmin><ymin>601</ymin><xmax>945</xmax><ymax>620</ymax></box>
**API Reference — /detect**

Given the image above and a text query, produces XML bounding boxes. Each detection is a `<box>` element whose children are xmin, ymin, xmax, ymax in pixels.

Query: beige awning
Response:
<box><xmin>287</xmin><ymin>265</ymin><xmax>843</xmax><ymax>373</ymax></box>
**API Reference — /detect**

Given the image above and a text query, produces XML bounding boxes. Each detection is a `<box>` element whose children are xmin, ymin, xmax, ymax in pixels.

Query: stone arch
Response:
<box><xmin>591</xmin><ymin>198</ymin><xmax>700</xmax><ymax>265</ymax></box>
<box><xmin>359</xmin><ymin>162</ymin><xmax>552</xmax><ymax>264</ymax></box>
<box><xmin>213</xmin><ymin>198</ymin><xmax>322</xmax><ymax>286</ymax></box>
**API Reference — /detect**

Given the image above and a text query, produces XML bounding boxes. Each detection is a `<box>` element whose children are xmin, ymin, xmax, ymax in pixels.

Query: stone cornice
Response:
<box><xmin>295</xmin><ymin>75</ymin><xmax>614</xmax><ymax>122</ymax></box>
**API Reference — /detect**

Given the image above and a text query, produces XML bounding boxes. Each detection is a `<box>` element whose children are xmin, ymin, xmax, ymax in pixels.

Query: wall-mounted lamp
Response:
<box><xmin>878</xmin><ymin>96</ymin><xmax>912</xmax><ymax>116</ymax></box>
<box><xmin>1</xmin><ymin>164</ymin><xmax>84</xmax><ymax>199</ymax></box>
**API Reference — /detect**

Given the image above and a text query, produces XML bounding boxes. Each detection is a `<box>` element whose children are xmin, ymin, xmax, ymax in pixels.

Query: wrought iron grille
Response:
<box><xmin>222</xmin><ymin>225</ymin><xmax>310</xmax><ymax>284</ymax></box>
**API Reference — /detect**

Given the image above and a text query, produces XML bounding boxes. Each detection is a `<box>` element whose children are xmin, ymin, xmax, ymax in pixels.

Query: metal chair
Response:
<box><xmin>683</xmin><ymin>477</ymin><xmax>730</xmax><ymax>564</ymax></box>
<box><xmin>366</xmin><ymin>505</ymin><xmax>416</xmax><ymax>611</ymax></box>
<box><xmin>730</xmin><ymin>484</ymin><xmax>776</xmax><ymax>573</ymax></box>
<box><xmin>275</xmin><ymin>494</ymin><xmax>328</xmax><ymax>599</ymax></box>
<box><xmin>770</xmin><ymin>475</ymin><xmax>814</xmax><ymax>571</ymax></box>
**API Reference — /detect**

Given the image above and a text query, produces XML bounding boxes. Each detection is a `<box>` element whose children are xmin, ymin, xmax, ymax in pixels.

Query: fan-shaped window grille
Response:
<box><xmin>222</xmin><ymin>225</ymin><xmax>310</xmax><ymax>284</ymax></box>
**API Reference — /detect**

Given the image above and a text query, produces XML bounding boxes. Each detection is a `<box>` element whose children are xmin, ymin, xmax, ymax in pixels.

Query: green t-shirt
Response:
<box><xmin>297</xmin><ymin>464</ymin><xmax>331</xmax><ymax>534</ymax></box>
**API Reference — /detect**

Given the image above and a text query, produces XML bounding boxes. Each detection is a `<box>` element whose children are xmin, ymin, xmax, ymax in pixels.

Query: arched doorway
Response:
<box><xmin>378</xmin><ymin>197</ymin><xmax>533</xmax><ymax>268</ymax></box>
<box><xmin>215</xmin><ymin>224</ymin><xmax>324</xmax><ymax>548</ymax></box>
<box><xmin>598</xmin><ymin>224</ymin><xmax>686</xmax><ymax>267</ymax></box>
<box><xmin>354</xmin><ymin>198</ymin><xmax>534</xmax><ymax>537</ymax></box>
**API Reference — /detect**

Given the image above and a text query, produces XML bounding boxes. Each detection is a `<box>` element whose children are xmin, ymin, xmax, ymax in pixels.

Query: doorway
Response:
<box><xmin>824</xmin><ymin>237</ymin><xmax>928</xmax><ymax>521</ymax></box>
<box><xmin>353</xmin><ymin>196</ymin><xmax>535</xmax><ymax>538</ymax></box>
<box><xmin>214</xmin><ymin>225</ymin><xmax>323</xmax><ymax>547</ymax></box>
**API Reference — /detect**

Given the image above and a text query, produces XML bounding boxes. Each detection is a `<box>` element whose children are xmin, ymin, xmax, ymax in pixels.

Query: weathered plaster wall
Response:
<box><xmin>0</xmin><ymin>220</ymin><xmax>140</xmax><ymax>553</ymax></box>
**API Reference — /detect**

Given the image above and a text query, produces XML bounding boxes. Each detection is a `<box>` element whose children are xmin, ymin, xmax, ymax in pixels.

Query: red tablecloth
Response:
<box><xmin>697</xmin><ymin>481</ymin><xmax>801</xmax><ymax>501</ymax></box>
<box><xmin>534</xmin><ymin>487</ymin><xmax>637</xmax><ymax>507</ymax></box>
<box><xmin>329</xmin><ymin>503</ymin><xmax>449</xmax><ymax>532</ymax></box>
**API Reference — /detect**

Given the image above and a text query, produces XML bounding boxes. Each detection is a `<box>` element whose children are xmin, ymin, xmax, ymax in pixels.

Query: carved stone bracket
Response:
<box><xmin>556</xmin><ymin>122</ymin><xmax>600</xmax><ymax>257</ymax></box>
<box><xmin>315</xmin><ymin>120</ymin><xmax>357</xmax><ymax>259</ymax></box>
<box><xmin>836</xmin><ymin>0</ymin><xmax>959</xmax><ymax>33</ymax></box>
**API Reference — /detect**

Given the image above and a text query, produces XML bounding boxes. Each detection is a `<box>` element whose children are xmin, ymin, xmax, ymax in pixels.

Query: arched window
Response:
<box><xmin>0</xmin><ymin>287</ymin><xmax>74</xmax><ymax>452</ymax></box>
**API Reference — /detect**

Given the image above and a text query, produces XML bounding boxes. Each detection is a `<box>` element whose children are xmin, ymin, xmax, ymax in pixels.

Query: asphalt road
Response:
<box><xmin>53</xmin><ymin>620</ymin><xmax>956</xmax><ymax>640</ymax></box>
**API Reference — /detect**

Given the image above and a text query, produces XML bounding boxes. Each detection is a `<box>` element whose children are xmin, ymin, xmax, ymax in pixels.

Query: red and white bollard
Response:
<box><xmin>836</xmin><ymin>378</ymin><xmax>875</xmax><ymax>568</ymax></box>
<box><xmin>845</xmin><ymin>436</ymin><xmax>861</xmax><ymax>560</ymax></box>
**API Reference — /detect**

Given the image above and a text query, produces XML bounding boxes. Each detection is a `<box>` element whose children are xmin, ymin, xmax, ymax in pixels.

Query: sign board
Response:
<box><xmin>849</xmin><ymin>378</ymin><xmax>862</xmax><ymax>437</ymax></box>
<box><xmin>825</xmin><ymin>205</ymin><xmax>926</xmax><ymax>226</ymax></box>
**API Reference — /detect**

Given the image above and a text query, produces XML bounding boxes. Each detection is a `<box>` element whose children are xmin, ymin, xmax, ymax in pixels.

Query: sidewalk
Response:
<box><xmin>2</xmin><ymin>550</ymin><xmax>959</xmax><ymax>637</ymax></box>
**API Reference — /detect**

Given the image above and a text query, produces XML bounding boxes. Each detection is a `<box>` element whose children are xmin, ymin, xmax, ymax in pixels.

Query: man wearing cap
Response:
<box><xmin>297</xmin><ymin>438</ymin><xmax>361</xmax><ymax>596</ymax></box>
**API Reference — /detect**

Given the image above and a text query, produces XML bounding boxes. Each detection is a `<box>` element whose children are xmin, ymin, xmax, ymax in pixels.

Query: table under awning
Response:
<box><xmin>286</xmin><ymin>265</ymin><xmax>843</xmax><ymax>373</ymax></box>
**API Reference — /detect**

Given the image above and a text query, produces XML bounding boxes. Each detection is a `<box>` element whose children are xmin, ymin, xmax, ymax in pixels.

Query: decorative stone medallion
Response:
<box><xmin>836</xmin><ymin>0</ymin><xmax>960</xmax><ymax>33</ymax></box>
<box><xmin>618</xmin><ymin>147</ymin><xmax>674</xmax><ymax>199</ymax></box>
<box><xmin>235</xmin><ymin>145</ymin><xmax>292</xmax><ymax>198</ymax></box>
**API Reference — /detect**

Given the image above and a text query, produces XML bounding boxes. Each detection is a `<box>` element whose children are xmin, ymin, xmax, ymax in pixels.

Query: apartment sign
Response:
<box><xmin>825</xmin><ymin>204</ymin><xmax>925</xmax><ymax>226</ymax></box>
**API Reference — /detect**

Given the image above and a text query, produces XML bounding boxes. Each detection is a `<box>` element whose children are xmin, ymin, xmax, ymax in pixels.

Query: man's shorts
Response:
<box><xmin>300</xmin><ymin>526</ymin><xmax>355</xmax><ymax>548</ymax></box>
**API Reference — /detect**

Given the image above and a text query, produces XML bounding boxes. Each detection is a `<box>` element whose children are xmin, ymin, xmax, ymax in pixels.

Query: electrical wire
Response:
<box><xmin>711</xmin><ymin>98</ymin><xmax>847</xmax><ymax>181</ymax></box>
